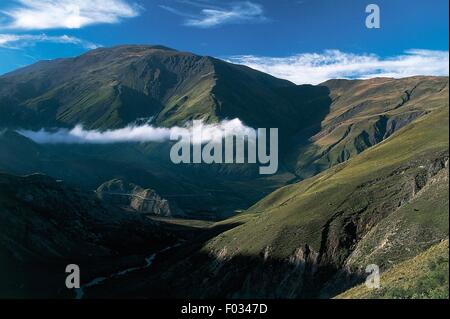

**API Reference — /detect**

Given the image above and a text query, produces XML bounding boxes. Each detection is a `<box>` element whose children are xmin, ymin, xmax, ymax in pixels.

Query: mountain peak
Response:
<box><xmin>85</xmin><ymin>44</ymin><xmax>179</xmax><ymax>55</ymax></box>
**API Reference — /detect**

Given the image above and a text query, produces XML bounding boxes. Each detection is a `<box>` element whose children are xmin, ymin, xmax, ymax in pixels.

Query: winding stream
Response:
<box><xmin>75</xmin><ymin>243</ymin><xmax>181</xmax><ymax>299</ymax></box>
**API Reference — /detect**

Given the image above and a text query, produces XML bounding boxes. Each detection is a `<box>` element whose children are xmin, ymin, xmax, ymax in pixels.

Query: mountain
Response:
<box><xmin>104</xmin><ymin>104</ymin><xmax>448</xmax><ymax>298</ymax></box>
<box><xmin>0</xmin><ymin>45</ymin><xmax>448</xmax><ymax>299</ymax></box>
<box><xmin>1</xmin><ymin>45</ymin><xmax>447</xmax><ymax>218</ymax></box>
<box><xmin>0</xmin><ymin>45</ymin><xmax>330</xmax><ymax>136</ymax></box>
<box><xmin>287</xmin><ymin>76</ymin><xmax>449</xmax><ymax>179</ymax></box>
<box><xmin>0</xmin><ymin>45</ymin><xmax>332</xmax><ymax>217</ymax></box>
<box><xmin>96</xmin><ymin>178</ymin><xmax>184</xmax><ymax>217</ymax></box>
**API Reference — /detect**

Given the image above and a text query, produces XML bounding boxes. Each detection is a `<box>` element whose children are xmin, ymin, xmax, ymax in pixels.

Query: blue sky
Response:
<box><xmin>0</xmin><ymin>0</ymin><xmax>448</xmax><ymax>83</ymax></box>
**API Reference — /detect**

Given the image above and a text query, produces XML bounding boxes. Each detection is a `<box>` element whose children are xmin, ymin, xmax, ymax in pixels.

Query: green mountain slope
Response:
<box><xmin>0</xmin><ymin>45</ymin><xmax>332</xmax><ymax>217</ymax></box>
<box><xmin>121</xmin><ymin>105</ymin><xmax>448</xmax><ymax>298</ymax></box>
<box><xmin>0</xmin><ymin>45</ymin><xmax>331</xmax><ymax>135</ymax></box>
<box><xmin>212</xmin><ymin>106</ymin><xmax>448</xmax><ymax>258</ymax></box>
<box><xmin>288</xmin><ymin>76</ymin><xmax>449</xmax><ymax>179</ymax></box>
<box><xmin>336</xmin><ymin>239</ymin><xmax>449</xmax><ymax>299</ymax></box>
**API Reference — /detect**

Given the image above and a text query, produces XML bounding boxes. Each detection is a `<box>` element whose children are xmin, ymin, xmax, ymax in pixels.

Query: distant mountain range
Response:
<box><xmin>0</xmin><ymin>45</ymin><xmax>448</xmax><ymax>298</ymax></box>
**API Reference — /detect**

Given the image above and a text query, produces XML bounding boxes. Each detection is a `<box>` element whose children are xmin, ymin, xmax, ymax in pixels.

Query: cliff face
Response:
<box><xmin>96</xmin><ymin>179</ymin><xmax>184</xmax><ymax>217</ymax></box>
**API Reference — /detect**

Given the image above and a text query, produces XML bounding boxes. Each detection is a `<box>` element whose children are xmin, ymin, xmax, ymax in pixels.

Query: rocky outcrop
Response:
<box><xmin>96</xmin><ymin>179</ymin><xmax>184</xmax><ymax>217</ymax></box>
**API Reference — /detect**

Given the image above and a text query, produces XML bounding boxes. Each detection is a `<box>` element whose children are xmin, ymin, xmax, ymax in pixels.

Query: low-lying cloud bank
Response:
<box><xmin>17</xmin><ymin>119</ymin><xmax>256</xmax><ymax>144</ymax></box>
<box><xmin>227</xmin><ymin>49</ymin><xmax>449</xmax><ymax>85</ymax></box>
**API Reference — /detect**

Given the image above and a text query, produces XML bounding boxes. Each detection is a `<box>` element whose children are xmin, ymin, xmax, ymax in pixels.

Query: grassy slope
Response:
<box><xmin>336</xmin><ymin>239</ymin><xmax>449</xmax><ymax>299</ymax></box>
<box><xmin>205</xmin><ymin>104</ymin><xmax>448</xmax><ymax>267</ymax></box>
<box><xmin>114</xmin><ymin>103</ymin><xmax>447</xmax><ymax>299</ymax></box>
<box><xmin>0</xmin><ymin>46</ymin><xmax>215</xmax><ymax>129</ymax></box>
<box><xmin>288</xmin><ymin>76</ymin><xmax>449</xmax><ymax>178</ymax></box>
<box><xmin>344</xmin><ymin>164</ymin><xmax>449</xmax><ymax>270</ymax></box>
<box><xmin>0</xmin><ymin>45</ymin><xmax>331</xmax><ymax>136</ymax></box>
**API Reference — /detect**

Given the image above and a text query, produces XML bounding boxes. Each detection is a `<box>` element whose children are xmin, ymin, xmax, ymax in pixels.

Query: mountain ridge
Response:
<box><xmin>0</xmin><ymin>44</ymin><xmax>316</xmax><ymax>132</ymax></box>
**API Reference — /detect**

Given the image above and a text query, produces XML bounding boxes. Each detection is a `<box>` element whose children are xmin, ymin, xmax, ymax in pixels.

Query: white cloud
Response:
<box><xmin>160</xmin><ymin>1</ymin><xmax>266</xmax><ymax>28</ymax></box>
<box><xmin>227</xmin><ymin>49</ymin><xmax>450</xmax><ymax>85</ymax></box>
<box><xmin>17</xmin><ymin>119</ymin><xmax>256</xmax><ymax>144</ymax></box>
<box><xmin>0</xmin><ymin>33</ymin><xmax>99</xmax><ymax>49</ymax></box>
<box><xmin>1</xmin><ymin>0</ymin><xmax>140</xmax><ymax>30</ymax></box>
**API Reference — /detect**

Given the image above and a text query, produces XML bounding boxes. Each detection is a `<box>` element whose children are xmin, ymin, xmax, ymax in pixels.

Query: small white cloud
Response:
<box><xmin>17</xmin><ymin>119</ymin><xmax>256</xmax><ymax>144</ymax></box>
<box><xmin>1</xmin><ymin>0</ymin><xmax>141</xmax><ymax>30</ymax></box>
<box><xmin>161</xmin><ymin>1</ymin><xmax>267</xmax><ymax>28</ymax></box>
<box><xmin>227</xmin><ymin>49</ymin><xmax>450</xmax><ymax>84</ymax></box>
<box><xmin>0</xmin><ymin>33</ymin><xmax>99</xmax><ymax>49</ymax></box>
